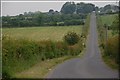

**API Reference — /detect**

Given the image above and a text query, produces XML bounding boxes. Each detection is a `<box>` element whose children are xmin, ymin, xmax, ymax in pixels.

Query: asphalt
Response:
<box><xmin>46</xmin><ymin>12</ymin><xmax>119</xmax><ymax>78</ymax></box>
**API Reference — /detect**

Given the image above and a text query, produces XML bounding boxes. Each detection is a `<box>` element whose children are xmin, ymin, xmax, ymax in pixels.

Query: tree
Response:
<box><xmin>99</xmin><ymin>4</ymin><xmax>119</xmax><ymax>13</ymax></box>
<box><xmin>76</xmin><ymin>2</ymin><xmax>95</xmax><ymax>14</ymax></box>
<box><xmin>49</xmin><ymin>9</ymin><xmax>54</xmax><ymax>13</ymax></box>
<box><xmin>36</xmin><ymin>13</ymin><xmax>43</xmax><ymax>26</ymax></box>
<box><xmin>95</xmin><ymin>6</ymin><xmax>99</xmax><ymax>12</ymax></box>
<box><xmin>61</xmin><ymin>2</ymin><xmax>76</xmax><ymax>14</ymax></box>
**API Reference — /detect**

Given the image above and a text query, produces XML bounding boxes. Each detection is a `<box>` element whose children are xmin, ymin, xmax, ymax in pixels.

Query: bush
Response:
<box><xmin>105</xmin><ymin>35</ymin><xmax>119</xmax><ymax>64</ymax></box>
<box><xmin>64</xmin><ymin>32</ymin><xmax>80</xmax><ymax>45</ymax></box>
<box><xmin>2</xmin><ymin>36</ymin><xmax>83</xmax><ymax>78</ymax></box>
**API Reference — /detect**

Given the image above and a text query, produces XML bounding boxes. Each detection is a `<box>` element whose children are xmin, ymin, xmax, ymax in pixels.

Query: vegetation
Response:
<box><xmin>76</xmin><ymin>2</ymin><xmax>95</xmax><ymax>14</ymax></box>
<box><xmin>97</xmin><ymin>13</ymin><xmax>119</xmax><ymax>69</ymax></box>
<box><xmin>61</xmin><ymin>2</ymin><xmax>76</xmax><ymax>14</ymax></box>
<box><xmin>2</xmin><ymin>6</ymin><xmax>91</xmax><ymax>78</ymax></box>
<box><xmin>64</xmin><ymin>31</ymin><xmax>80</xmax><ymax>45</ymax></box>
<box><xmin>61</xmin><ymin>2</ymin><xmax>95</xmax><ymax>14</ymax></box>
<box><xmin>2</xmin><ymin>1</ymin><xmax>119</xmax><ymax>78</ymax></box>
<box><xmin>2</xmin><ymin>2</ymin><xmax>99</xmax><ymax>28</ymax></box>
<box><xmin>100</xmin><ymin>14</ymin><xmax>117</xmax><ymax>26</ymax></box>
<box><xmin>81</xmin><ymin>15</ymin><xmax>90</xmax><ymax>38</ymax></box>
<box><xmin>2</xmin><ymin>37</ymin><xmax>84</xmax><ymax>78</ymax></box>
<box><xmin>2</xmin><ymin>15</ymin><xmax>90</xmax><ymax>78</ymax></box>
<box><xmin>105</xmin><ymin>36</ymin><xmax>119</xmax><ymax>66</ymax></box>
<box><xmin>3</xmin><ymin>26</ymin><xmax>82</xmax><ymax>41</ymax></box>
<box><xmin>0</xmin><ymin>16</ymin><xmax>1</xmax><ymax>79</ymax></box>
<box><xmin>100</xmin><ymin>14</ymin><xmax>119</xmax><ymax>35</ymax></box>
<box><xmin>0</xmin><ymin>37</ymin><xmax>1</xmax><ymax>78</ymax></box>
<box><xmin>99</xmin><ymin>4</ymin><xmax>119</xmax><ymax>14</ymax></box>
<box><xmin>2</xmin><ymin>2</ymin><xmax>119</xmax><ymax>28</ymax></box>
<box><xmin>100</xmin><ymin>13</ymin><xmax>119</xmax><ymax>35</ymax></box>
<box><xmin>14</xmin><ymin>56</ymin><xmax>76</xmax><ymax>78</ymax></box>
<box><xmin>2</xmin><ymin>13</ymin><xmax>86</xmax><ymax>27</ymax></box>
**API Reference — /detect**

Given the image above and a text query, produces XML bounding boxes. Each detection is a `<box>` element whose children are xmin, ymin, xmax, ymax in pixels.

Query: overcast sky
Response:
<box><xmin>1</xmin><ymin>1</ymin><xmax>119</xmax><ymax>16</ymax></box>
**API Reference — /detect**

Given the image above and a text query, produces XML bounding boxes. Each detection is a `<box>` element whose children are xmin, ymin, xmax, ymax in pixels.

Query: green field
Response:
<box><xmin>3</xmin><ymin>26</ymin><xmax>82</xmax><ymax>41</ymax></box>
<box><xmin>100</xmin><ymin>14</ymin><xmax>118</xmax><ymax>26</ymax></box>
<box><xmin>100</xmin><ymin>14</ymin><xmax>118</xmax><ymax>38</ymax></box>
<box><xmin>98</xmin><ymin>14</ymin><xmax>119</xmax><ymax>69</ymax></box>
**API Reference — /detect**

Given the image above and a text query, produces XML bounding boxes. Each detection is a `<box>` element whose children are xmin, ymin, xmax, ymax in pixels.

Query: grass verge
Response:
<box><xmin>100</xmin><ymin>48</ymin><xmax>119</xmax><ymax>69</ymax></box>
<box><xmin>14</xmin><ymin>56</ymin><xmax>77</xmax><ymax>78</ymax></box>
<box><xmin>97</xmin><ymin>14</ymin><xmax>119</xmax><ymax>70</ymax></box>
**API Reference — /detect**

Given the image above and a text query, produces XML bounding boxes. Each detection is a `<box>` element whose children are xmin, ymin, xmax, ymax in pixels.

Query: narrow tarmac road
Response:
<box><xmin>46</xmin><ymin>12</ymin><xmax>119</xmax><ymax>78</ymax></box>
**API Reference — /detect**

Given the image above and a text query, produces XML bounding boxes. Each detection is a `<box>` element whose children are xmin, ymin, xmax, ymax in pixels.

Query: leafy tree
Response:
<box><xmin>95</xmin><ymin>6</ymin><xmax>99</xmax><ymax>12</ymax></box>
<box><xmin>49</xmin><ymin>9</ymin><xmax>54</xmax><ymax>13</ymax></box>
<box><xmin>61</xmin><ymin>2</ymin><xmax>76</xmax><ymax>14</ymax></box>
<box><xmin>76</xmin><ymin>3</ymin><xmax>95</xmax><ymax>14</ymax></box>
<box><xmin>99</xmin><ymin>4</ymin><xmax>119</xmax><ymax>13</ymax></box>
<box><xmin>36</xmin><ymin>14</ymin><xmax>43</xmax><ymax>26</ymax></box>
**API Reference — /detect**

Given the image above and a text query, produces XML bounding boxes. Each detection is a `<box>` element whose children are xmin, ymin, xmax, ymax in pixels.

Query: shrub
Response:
<box><xmin>64</xmin><ymin>31</ymin><xmax>80</xmax><ymax>45</ymax></box>
<box><xmin>2</xmin><ymin>36</ymin><xmax>83</xmax><ymax>78</ymax></box>
<box><xmin>105</xmin><ymin>35</ymin><xmax>119</xmax><ymax>64</ymax></box>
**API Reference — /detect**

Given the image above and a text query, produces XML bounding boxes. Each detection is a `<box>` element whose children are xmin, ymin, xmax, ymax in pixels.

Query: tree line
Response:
<box><xmin>2</xmin><ymin>13</ymin><xmax>86</xmax><ymax>27</ymax></box>
<box><xmin>2</xmin><ymin>2</ymin><xmax>119</xmax><ymax>28</ymax></box>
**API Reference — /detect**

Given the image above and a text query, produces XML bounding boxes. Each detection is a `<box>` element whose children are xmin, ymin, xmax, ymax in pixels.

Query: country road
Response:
<box><xmin>46</xmin><ymin>12</ymin><xmax>119</xmax><ymax>78</ymax></box>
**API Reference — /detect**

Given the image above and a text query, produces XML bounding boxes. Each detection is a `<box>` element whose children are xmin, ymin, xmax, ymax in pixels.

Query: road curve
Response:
<box><xmin>46</xmin><ymin>12</ymin><xmax>119</xmax><ymax>78</ymax></box>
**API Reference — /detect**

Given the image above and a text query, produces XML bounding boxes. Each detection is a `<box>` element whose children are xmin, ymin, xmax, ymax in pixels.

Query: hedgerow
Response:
<box><xmin>2</xmin><ymin>35</ymin><xmax>84</xmax><ymax>78</ymax></box>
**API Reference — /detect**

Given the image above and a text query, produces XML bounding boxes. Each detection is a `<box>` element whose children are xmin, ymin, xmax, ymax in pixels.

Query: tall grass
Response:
<box><xmin>97</xmin><ymin>15</ymin><xmax>106</xmax><ymax>46</ymax></box>
<box><xmin>81</xmin><ymin>15</ymin><xmax>90</xmax><ymax>38</ymax></box>
<box><xmin>2</xmin><ymin>35</ymin><xmax>84</xmax><ymax>78</ymax></box>
<box><xmin>96</xmin><ymin>14</ymin><xmax>119</xmax><ymax>69</ymax></box>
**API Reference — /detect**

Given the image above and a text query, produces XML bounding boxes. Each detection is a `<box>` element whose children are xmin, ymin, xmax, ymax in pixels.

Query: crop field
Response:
<box><xmin>100</xmin><ymin>14</ymin><xmax>118</xmax><ymax>26</ymax></box>
<box><xmin>2</xmin><ymin>26</ymin><xmax>82</xmax><ymax>41</ymax></box>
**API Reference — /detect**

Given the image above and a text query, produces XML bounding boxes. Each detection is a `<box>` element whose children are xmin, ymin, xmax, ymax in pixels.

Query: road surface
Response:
<box><xmin>46</xmin><ymin>12</ymin><xmax>119</xmax><ymax>78</ymax></box>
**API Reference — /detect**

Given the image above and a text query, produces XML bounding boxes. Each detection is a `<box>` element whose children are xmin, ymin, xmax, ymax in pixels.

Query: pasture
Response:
<box><xmin>100</xmin><ymin>14</ymin><xmax>118</xmax><ymax>38</ymax></box>
<box><xmin>100</xmin><ymin>14</ymin><xmax>118</xmax><ymax>26</ymax></box>
<box><xmin>2</xmin><ymin>26</ymin><xmax>82</xmax><ymax>41</ymax></box>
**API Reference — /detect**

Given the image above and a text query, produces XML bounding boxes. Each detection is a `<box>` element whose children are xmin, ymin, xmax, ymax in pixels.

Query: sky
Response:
<box><xmin>1</xmin><ymin>1</ymin><xmax>119</xmax><ymax>16</ymax></box>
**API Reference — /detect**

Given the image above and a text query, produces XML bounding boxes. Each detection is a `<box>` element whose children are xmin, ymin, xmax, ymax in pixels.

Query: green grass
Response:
<box><xmin>107</xmin><ymin>30</ymin><xmax>113</xmax><ymax>38</ymax></box>
<box><xmin>97</xmin><ymin>14</ymin><xmax>119</xmax><ymax>70</ymax></box>
<box><xmin>0</xmin><ymin>29</ymin><xmax>1</xmax><ymax>78</ymax></box>
<box><xmin>102</xmin><ymin>55</ymin><xmax>119</xmax><ymax>69</ymax></box>
<box><xmin>99</xmin><ymin>14</ymin><xmax>118</xmax><ymax>38</ymax></box>
<box><xmin>2</xmin><ymin>26</ymin><xmax>82</xmax><ymax>41</ymax></box>
<box><xmin>13</xmin><ymin>44</ymin><xmax>85</xmax><ymax>78</ymax></box>
<box><xmin>100</xmin><ymin>14</ymin><xmax>118</xmax><ymax>26</ymax></box>
<box><xmin>14</xmin><ymin>56</ymin><xmax>76</xmax><ymax>78</ymax></box>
